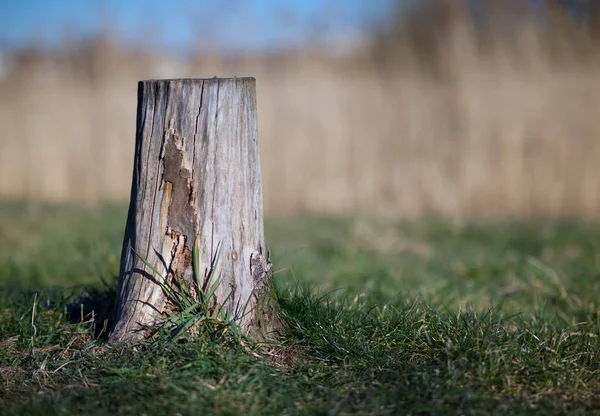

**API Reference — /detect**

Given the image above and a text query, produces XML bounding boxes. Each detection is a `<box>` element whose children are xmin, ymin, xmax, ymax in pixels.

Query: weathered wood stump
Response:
<box><xmin>110</xmin><ymin>78</ymin><xmax>279</xmax><ymax>343</ymax></box>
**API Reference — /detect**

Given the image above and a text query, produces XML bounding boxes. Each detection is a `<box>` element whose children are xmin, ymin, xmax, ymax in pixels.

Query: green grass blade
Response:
<box><xmin>205</xmin><ymin>242</ymin><xmax>221</xmax><ymax>286</ymax></box>
<box><xmin>131</xmin><ymin>247</ymin><xmax>184</xmax><ymax>309</ymax></box>
<box><xmin>131</xmin><ymin>247</ymin><xmax>165</xmax><ymax>280</ymax></box>
<box><xmin>193</xmin><ymin>237</ymin><xmax>201</xmax><ymax>295</ymax></box>
<box><xmin>169</xmin><ymin>315</ymin><xmax>207</xmax><ymax>343</ymax></box>
<box><xmin>206</xmin><ymin>276</ymin><xmax>221</xmax><ymax>304</ymax></box>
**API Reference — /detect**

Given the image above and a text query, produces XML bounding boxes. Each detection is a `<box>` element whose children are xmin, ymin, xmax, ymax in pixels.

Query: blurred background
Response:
<box><xmin>1</xmin><ymin>0</ymin><xmax>600</xmax><ymax>219</ymax></box>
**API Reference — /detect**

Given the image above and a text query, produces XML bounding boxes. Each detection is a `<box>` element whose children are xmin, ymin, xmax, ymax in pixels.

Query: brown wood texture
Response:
<box><xmin>110</xmin><ymin>78</ymin><xmax>275</xmax><ymax>343</ymax></box>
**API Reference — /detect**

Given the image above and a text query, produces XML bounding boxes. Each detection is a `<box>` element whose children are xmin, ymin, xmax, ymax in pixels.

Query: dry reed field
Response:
<box><xmin>1</xmin><ymin>2</ymin><xmax>600</xmax><ymax>218</ymax></box>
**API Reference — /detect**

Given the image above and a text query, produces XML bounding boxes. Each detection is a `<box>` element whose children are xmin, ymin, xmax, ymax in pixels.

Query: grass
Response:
<box><xmin>1</xmin><ymin>201</ymin><xmax>600</xmax><ymax>415</ymax></box>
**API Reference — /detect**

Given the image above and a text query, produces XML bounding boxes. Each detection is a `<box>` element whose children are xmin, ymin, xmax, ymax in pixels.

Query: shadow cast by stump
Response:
<box><xmin>67</xmin><ymin>282</ymin><xmax>117</xmax><ymax>341</ymax></box>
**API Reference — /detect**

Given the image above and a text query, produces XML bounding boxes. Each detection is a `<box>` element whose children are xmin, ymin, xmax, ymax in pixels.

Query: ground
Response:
<box><xmin>1</xmin><ymin>201</ymin><xmax>599</xmax><ymax>415</ymax></box>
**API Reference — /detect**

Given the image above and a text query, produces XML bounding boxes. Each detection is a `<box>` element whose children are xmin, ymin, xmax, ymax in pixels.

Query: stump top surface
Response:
<box><xmin>141</xmin><ymin>77</ymin><xmax>255</xmax><ymax>83</ymax></box>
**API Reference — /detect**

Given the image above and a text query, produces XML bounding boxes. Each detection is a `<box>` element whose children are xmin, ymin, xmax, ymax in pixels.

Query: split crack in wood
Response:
<box><xmin>162</xmin><ymin>124</ymin><xmax>195</xmax><ymax>244</ymax></box>
<box><xmin>160</xmin><ymin>124</ymin><xmax>195</xmax><ymax>301</ymax></box>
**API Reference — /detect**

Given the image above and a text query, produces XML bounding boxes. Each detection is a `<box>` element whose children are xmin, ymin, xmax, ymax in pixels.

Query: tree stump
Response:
<box><xmin>110</xmin><ymin>78</ymin><xmax>278</xmax><ymax>343</ymax></box>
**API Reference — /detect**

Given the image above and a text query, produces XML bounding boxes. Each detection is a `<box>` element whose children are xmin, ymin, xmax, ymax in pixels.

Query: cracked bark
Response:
<box><xmin>110</xmin><ymin>78</ymin><xmax>280</xmax><ymax>343</ymax></box>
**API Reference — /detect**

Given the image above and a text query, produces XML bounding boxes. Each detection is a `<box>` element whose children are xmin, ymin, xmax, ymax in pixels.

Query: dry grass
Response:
<box><xmin>1</xmin><ymin>4</ymin><xmax>600</xmax><ymax>218</ymax></box>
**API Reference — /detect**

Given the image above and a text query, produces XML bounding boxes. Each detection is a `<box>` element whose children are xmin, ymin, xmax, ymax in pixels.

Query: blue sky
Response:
<box><xmin>0</xmin><ymin>0</ymin><xmax>394</xmax><ymax>52</ymax></box>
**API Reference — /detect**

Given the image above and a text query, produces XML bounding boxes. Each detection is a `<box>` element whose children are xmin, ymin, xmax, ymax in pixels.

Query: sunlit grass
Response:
<box><xmin>1</xmin><ymin>202</ymin><xmax>600</xmax><ymax>414</ymax></box>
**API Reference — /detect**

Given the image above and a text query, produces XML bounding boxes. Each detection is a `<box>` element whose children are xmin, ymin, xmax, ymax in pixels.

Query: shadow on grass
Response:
<box><xmin>66</xmin><ymin>279</ymin><xmax>116</xmax><ymax>341</ymax></box>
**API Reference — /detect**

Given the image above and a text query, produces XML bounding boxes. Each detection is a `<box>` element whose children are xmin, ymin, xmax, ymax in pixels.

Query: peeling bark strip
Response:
<box><xmin>110</xmin><ymin>78</ymin><xmax>278</xmax><ymax>343</ymax></box>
